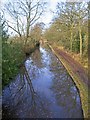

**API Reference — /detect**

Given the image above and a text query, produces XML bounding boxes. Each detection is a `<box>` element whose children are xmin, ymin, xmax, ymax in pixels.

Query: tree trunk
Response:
<box><xmin>70</xmin><ymin>30</ymin><xmax>73</xmax><ymax>51</ymax></box>
<box><xmin>70</xmin><ymin>23</ymin><xmax>73</xmax><ymax>52</ymax></box>
<box><xmin>25</xmin><ymin>19</ymin><xmax>29</xmax><ymax>46</ymax></box>
<box><xmin>79</xmin><ymin>21</ymin><xmax>83</xmax><ymax>57</ymax></box>
<box><xmin>25</xmin><ymin>15</ymin><xmax>31</xmax><ymax>46</ymax></box>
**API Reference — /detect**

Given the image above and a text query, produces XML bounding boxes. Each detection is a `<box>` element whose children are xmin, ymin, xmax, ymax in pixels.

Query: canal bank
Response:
<box><xmin>48</xmin><ymin>44</ymin><xmax>88</xmax><ymax>118</ymax></box>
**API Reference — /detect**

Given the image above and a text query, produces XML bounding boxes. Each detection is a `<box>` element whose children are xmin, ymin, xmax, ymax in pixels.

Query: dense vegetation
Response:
<box><xmin>2</xmin><ymin>43</ymin><xmax>24</xmax><ymax>87</ymax></box>
<box><xmin>1</xmin><ymin>18</ymin><xmax>24</xmax><ymax>87</ymax></box>
<box><xmin>2</xmin><ymin>29</ymin><xmax>40</xmax><ymax>88</ymax></box>
<box><xmin>44</xmin><ymin>2</ymin><xmax>88</xmax><ymax>69</ymax></box>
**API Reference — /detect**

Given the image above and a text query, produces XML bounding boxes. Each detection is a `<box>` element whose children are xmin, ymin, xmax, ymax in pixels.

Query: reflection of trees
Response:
<box><xmin>31</xmin><ymin>48</ymin><xmax>44</xmax><ymax>68</ymax></box>
<box><xmin>50</xmin><ymin>55</ymin><xmax>81</xmax><ymax>116</ymax></box>
<box><xmin>2</xmin><ymin>63</ymin><xmax>51</xmax><ymax>118</ymax></box>
<box><xmin>52</xmin><ymin>73</ymin><xmax>81</xmax><ymax>117</ymax></box>
<box><xmin>25</xmin><ymin>48</ymin><xmax>44</xmax><ymax>80</ymax></box>
<box><xmin>50</xmin><ymin>54</ymin><xmax>68</xmax><ymax>78</ymax></box>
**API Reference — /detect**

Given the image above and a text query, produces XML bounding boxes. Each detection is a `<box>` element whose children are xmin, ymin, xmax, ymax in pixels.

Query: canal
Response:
<box><xmin>2</xmin><ymin>45</ymin><xmax>83</xmax><ymax>118</ymax></box>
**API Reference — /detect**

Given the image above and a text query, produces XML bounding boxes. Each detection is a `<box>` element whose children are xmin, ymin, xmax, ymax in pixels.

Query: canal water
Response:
<box><xmin>2</xmin><ymin>45</ymin><xmax>83</xmax><ymax>118</ymax></box>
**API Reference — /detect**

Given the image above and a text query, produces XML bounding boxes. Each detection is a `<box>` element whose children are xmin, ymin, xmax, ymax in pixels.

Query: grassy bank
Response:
<box><xmin>48</xmin><ymin>44</ymin><xmax>88</xmax><ymax>118</ymax></box>
<box><xmin>2</xmin><ymin>39</ymin><xmax>39</xmax><ymax>88</ymax></box>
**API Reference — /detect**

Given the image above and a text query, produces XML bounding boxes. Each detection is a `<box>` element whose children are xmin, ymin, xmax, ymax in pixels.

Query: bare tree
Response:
<box><xmin>56</xmin><ymin>2</ymin><xmax>76</xmax><ymax>51</ymax></box>
<box><xmin>56</xmin><ymin>2</ymin><xmax>88</xmax><ymax>56</ymax></box>
<box><xmin>4</xmin><ymin>0</ymin><xmax>47</xmax><ymax>45</ymax></box>
<box><xmin>74</xmin><ymin>2</ymin><xmax>88</xmax><ymax>57</ymax></box>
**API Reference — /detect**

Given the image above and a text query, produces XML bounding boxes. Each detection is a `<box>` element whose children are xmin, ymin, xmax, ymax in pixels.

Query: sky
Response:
<box><xmin>1</xmin><ymin>0</ymin><xmax>62</xmax><ymax>34</ymax></box>
<box><xmin>1</xmin><ymin>0</ymin><xmax>61</xmax><ymax>25</ymax></box>
<box><xmin>1</xmin><ymin>0</ymin><xmax>89</xmax><ymax>35</ymax></box>
<box><xmin>40</xmin><ymin>0</ymin><xmax>64</xmax><ymax>25</ymax></box>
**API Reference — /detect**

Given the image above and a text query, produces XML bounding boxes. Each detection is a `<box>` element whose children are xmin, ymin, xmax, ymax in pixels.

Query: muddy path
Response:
<box><xmin>53</xmin><ymin>47</ymin><xmax>88</xmax><ymax>86</ymax></box>
<box><xmin>2</xmin><ymin>45</ymin><xmax>83</xmax><ymax>118</ymax></box>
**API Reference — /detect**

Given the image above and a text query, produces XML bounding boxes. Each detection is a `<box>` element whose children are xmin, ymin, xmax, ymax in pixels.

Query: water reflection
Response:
<box><xmin>2</xmin><ymin>45</ymin><xmax>83</xmax><ymax>118</ymax></box>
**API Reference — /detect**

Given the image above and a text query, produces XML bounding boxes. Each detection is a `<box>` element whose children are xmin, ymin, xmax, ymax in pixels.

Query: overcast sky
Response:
<box><xmin>39</xmin><ymin>0</ymin><xmax>65</xmax><ymax>25</ymax></box>
<box><xmin>1</xmin><ymin>0</ymin><xmax>89</xmax><ymax>35</ymax></box>
<box><xmin>1</xmin><ymin>0</ymin><xmax>64</xmax><ymax>34</ymax></box>
<box><xmin>1</xmin><ymin>0</ymin><xmax>63</xmax><ymax>25</ymax></box>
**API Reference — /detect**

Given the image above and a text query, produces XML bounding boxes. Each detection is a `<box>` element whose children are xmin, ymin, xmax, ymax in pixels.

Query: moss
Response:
<box><xmin>48</xmin><ymin>44</ymin><xmax>89</xmax><ymax>118</ymax></box>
